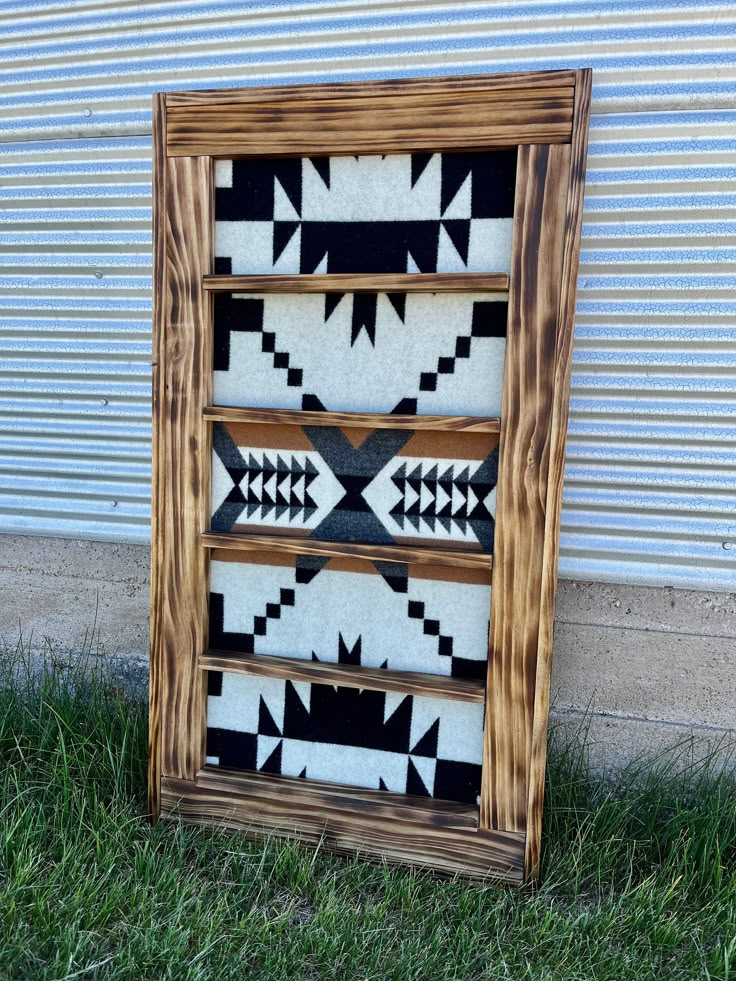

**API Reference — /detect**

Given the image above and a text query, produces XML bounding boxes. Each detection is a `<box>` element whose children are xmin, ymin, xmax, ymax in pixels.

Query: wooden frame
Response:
<box><xmin>150</xmin><ymin>69</ymin><xmax>591</xmax><ymax>883</ymax></box>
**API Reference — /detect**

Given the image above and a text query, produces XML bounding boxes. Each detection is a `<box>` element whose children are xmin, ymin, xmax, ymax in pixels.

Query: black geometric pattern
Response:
<box><xmin>325</xmin><ymin>290</ymin><xmax>406</xmax><ymax>348</ymax></box>
<box><xmin>212</xmin><ymin>422</ymin><xmax>499</xmax><ymax>552</ymax></box>
<box><xmin>209</xmin><ymin>554</ymin><xmax>488</xmax><ymax>680</ymax></box>
<box><xmin>213</xmin><ymin>295</ymin><xmax>304</xmax><ymax>387</ymax></box>
<box><xmin>209</xmin><ymin>588</ymin><xmax>295</xmax><ymax>656</ymax></box>
<box><xmin>211</xmin><ymin>424</ymin><xmax>320</xmax><ymax>532</ymax></box>
<box><xmin>407</xmin><ymin>599</ymin><xmax>453</xmax><ymax>660</ymax></box>
<box><xmin>388</xmin><ymin>455</ymin><xmax>497</xmax><ymax>543</ymax></box>
<box><xmin>213</xmin><ymin>291</ymin><xmax>508</xmax><ymax>416</ymax></box>
<box><xmin>207</xmin><ymin>668</ymin><xmax>484</xmax><ymax>804</ymax></box>
<box><xmin>415</xmin><ymin>299</ymin><xmax>507</xmax><ymax>397</ymax></box>
<box><xmin>214</xmin><ymin>149</ymin><xmax>517</xmax><ymax>275</ymax></box>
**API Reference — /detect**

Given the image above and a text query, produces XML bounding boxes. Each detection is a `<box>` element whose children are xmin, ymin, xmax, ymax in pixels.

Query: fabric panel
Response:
<box><xmin>211</xmin><ymin>422</ymin><xmax>499</xmax><ymax>553</ymax></box>
<box><xmin>213</xmin><ymin>291</ymin><xmax>508</xmax><ymax>417</ymax></box>
<box><xmin>207</xmin><ymin>671</ymin><xmax>485</xmax><ymax>804</ymax></box>
<box><xmin>209</xmin><ymin>550</ymin><xmax>491</xmax><ymax>679</ymax></box>
<box><xmin>214</xmin><ymin>150</ymin><xmax>516</xmax><ymax>275</ymax></box>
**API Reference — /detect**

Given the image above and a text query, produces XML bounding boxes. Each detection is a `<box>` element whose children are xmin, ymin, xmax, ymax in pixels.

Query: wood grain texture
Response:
<box><xmin>524</xmin><ymin>69</ymin><xmax>592</xmax><ymax>881</ymax></box>
<box><xmin>480</xmin><ymin>142</ymin><xmax>571</xmax><ymax>834</ymax></box>
<box><xmin>204</xmin><ymin>405</ymin><xmax>500</xmax><ymax>434</ymax></box>
<box><xmin>152</xmin><ymin>69</ymin><xmax>592</xmax><ymax>883</ymax></box>
<box><xmin>196</xmin><ymin>766</ymin><xmax>478</xmax><ymax>830</ymax></box>
<box><xmin>200</xmin><ymin>650</ymin><xmax>486</xmax><ymax>703</ymax></box>
<box><xmin>148</xmin><ymin>92</ymin><xmax>167</xmax><ymax>823</ymax></box>
<box><xmin>201</xmin><ymin>531</ymin><xmax>492</xmax><ymax>570</ymax></box>
<box><xmin>168</xmin><ymin>106</ymin><xmax>572</xmax><ymax>157</ymax></box>
<box><xmin>154</xmin><ymin>154</ymin><xmax>213</xmax><ymax>782</ymax></box>
<box><xmin>202</xmin><ymin>273</ymin><xmax>509</xmax><ymax>293</ymax></box>
<box><xmin>166</xmin><ymin>73</ymin><xmax>574</xmax><ymax>156</ymax></box>
<box><xmin>167</xmin><ymin>71</ymin><xmax>577</xmax><ymax>107</ymax></box>
<box><xmin>162</xmin><ymin>774</ymin><xmax>525</xmax><ymax>882</ymax></box>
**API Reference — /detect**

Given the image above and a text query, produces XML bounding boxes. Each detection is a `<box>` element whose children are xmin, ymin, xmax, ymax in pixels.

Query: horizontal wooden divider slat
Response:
<box><xmin>195</xmin><ymin>766</ymin><xmax>478</xmax><ymax>830</ymax></box>
<box><xmin>204</xmin><ymin>405</ymin><xmax>500</xmax><ymax>433</ymax></box>
<box><xmin>201</xmin><ymin>532</ymin><xmax>492</xmax><ymax>570</ymax></box>
<box><xmin>162</xmin><ymin>772</ymin><xmax>524</xmax><ymax>881</ymax></box>
<box><xmin>200</xmin><ymin>649</ymin><xmax>486</xmax><ymax>703</ymax></box>
<box><xmin>202</xmin><ymin>273</ymin><xmax>509</xmax><ymax>293</ymax></box>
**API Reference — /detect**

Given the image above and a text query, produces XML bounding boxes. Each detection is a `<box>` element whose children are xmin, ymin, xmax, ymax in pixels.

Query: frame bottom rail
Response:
<box><xmin>162</xmin><ymin>772</ymin><xmax>525</xmax><ymax>883</ymax></box>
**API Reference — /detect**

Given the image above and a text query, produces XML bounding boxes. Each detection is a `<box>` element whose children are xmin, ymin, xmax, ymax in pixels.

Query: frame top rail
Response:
<box><xmin>166</xmin><ymin>71</ymin><xmax>575</xmax><ymax>157</ymax></box>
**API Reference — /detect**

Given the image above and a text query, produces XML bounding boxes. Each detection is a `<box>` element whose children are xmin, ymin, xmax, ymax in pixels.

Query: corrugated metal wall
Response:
<box><xmin>0</xmin><ymin>0</ymin><xmax>734</xmax><ymax>591</ymax></box>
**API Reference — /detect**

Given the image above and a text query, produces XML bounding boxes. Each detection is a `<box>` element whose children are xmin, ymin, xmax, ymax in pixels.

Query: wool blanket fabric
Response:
<box><xmin>206</xmin><ymin>147</ymin><xmax>516</xmax><ymax>804</ymax></box>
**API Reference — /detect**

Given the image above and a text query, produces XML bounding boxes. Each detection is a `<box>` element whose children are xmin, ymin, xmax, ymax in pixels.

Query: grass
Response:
<box><xmin>0</xmin><ymin>644</ymin><xmax>734</xmax><ymax>980</ymax></box>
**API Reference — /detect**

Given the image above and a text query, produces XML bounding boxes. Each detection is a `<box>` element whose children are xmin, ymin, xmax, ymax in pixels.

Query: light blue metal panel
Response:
<box><xmin>1</xmin><ymin>0</ymin><xmax>736</xmax><ymax>143</ymax></box>
<box><xmin>0</xmin><ymin>135</ymin><xmax>152</xmax><ymax>542</ymax></box>
<box><xmin>564</xmin><ymin>107</ymin><xmax>736</xmax><ymax>589</ymax></box>
<box><xmin>0</xmin><ymin>0</ymin><xmax>734</xmax><ymax>591</ymax></box>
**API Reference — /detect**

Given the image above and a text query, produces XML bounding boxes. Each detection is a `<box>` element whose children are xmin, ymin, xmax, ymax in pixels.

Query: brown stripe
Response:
<box><xmin>409</xmin><ymin>563</ymin><xmax>492</xmax><ymax>587</ymax></box>
<box><xmin>224</xmin><ymin>423</ymin><xmax>499</xmax><ymax>460</ymax></box>
<box><xmin>223</xmin><ymin>421</ymin><xmax>313</xmax><ymax>451</ymax></box>
<box><xmin>339</xmin><ymin>427</ymin><xmax>374</xmax><ymax>449</ymax></box>
<box><xmin>398</xmin><ymin>430</ymin><xmax>499</xmax><ymax>460</ymax></box>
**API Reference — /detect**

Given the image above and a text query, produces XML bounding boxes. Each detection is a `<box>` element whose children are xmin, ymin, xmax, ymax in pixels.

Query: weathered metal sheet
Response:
<box><xmin>2</xmin><ymin>0</ymin><xmax>736</xmax><ymax>142</ymax></box>
<box><xmin>0</xmin><ymin>135</ymin><xmax>152</xmax><ymax>542</ymax></box>
<box><xmin>0</xmin><ymin>0</ymin><xmax>734</xmax><ymax>590</ymax></box>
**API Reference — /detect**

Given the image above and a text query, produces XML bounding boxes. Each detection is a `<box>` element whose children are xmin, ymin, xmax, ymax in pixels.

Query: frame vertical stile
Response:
<box><xmin>155</xmin><ymin>150</ymin><xmax>213</xmax><ymax>782</ymax></box>
<box><xmin>525</xmin><ymin>69</ymin><xmax>593</xmax><ymax>879</ymax></box>
<box><xmin>480</xmin><ymin>142</ymin><xmax>571</xmax><ymax>834</ymax></box>
<box><xmin>148</xmin><ymin>93</ymin><xmax>167</xmax><ymax>821</ymax></box>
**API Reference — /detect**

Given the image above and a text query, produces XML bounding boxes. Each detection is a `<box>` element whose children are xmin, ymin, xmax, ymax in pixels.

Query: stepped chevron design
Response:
<box><xmin>208</xmin><ymin>550</ymin><xmax>492</xmax><ymax>678</ymax></box>
<box><xmin>388</xmin><ymin>457</ymin><xmax>497</xmax><ymax>540</ymax></box>
<box><xmin>212</xmin><ymin>291</ymin><xmax>509</xmax><ymax>417</ymax></box>
<box><xmin>211</xmin><ymin>422</ymin><xmax>499</xmax><ymax>553</ymax></box>
<box><xmin>218</xmin><ymin>448</ymin><xmax>320</xmax><ymax>524</ymax></box>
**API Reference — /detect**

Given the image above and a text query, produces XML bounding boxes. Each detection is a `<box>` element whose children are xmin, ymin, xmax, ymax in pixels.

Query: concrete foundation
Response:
<box><xmin>0</xmin><ymin>534</ymin><xmax>733</xmax><ymax>773</ymax></box>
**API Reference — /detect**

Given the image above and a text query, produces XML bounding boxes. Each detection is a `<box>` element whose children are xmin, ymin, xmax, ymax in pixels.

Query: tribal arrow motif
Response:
<box><xmin>211</xmin><ymin>422</ymin><xmax>499</xmax><ymax>553</ymax></box>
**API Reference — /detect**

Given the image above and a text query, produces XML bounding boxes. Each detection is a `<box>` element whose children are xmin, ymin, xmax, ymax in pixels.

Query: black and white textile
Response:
<box><xmin>211</xmin><ymin>422</ymin><xmax>499</xmax><ymax>553</ymax></box>
<box><xmin>206</xmin><ymin>670</ymin><xmax>484</xmax><ymax>804</ymax></box>
<box><xmin>205</xmin><ymin>147</ymin><xmax>510</xmax><ymax>807</ymax></box>
<box><xmin>214</xmin><ymin>149</ymin><xmax>517</xmax><ymax>274</ymax></box>
<box><xmin>209</xmin><ymin>550</ymin><xmax>491</xmax><ymax>679</ymax></box>
<box><xmin>213</xmin><ymin>291</ymin><xmax>508</xmax><ymax>417</ymax></box>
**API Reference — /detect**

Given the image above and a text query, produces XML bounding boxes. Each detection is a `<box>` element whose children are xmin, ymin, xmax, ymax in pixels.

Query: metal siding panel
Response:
<box><xmin>0</xmin><ymin>1</ymin><xmax>734</xmax><ymax>591</ymax></box>
<box><xmin>566</xmin><ymin>108</ymin><xmax>736</xmax><ymax>590</ymax></box>
<box><xmin>0</xmin><ymin>135</ymin><xmax>152</xmax><ymax>543</ymax></box>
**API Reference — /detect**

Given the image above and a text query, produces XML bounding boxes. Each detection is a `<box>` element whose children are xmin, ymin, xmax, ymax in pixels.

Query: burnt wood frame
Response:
<box><xmin>149</xmin><ymin>69</ymin><xmax>591</xmax><ymax>884</ymax></box>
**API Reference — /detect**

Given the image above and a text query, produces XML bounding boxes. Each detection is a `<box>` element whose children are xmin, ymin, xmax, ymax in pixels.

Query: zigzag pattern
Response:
<box><xmin>389</xmin><ymin>460</ymin><xmax>494</xmax><ymax>536</ymax></box>
<box><xmin>223</xmin><ymin>451</ymin><xmax>320</xmax><ymax>523</ymax></box>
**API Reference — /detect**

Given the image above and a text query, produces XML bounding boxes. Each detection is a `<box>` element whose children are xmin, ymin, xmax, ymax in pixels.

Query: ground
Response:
<box><xmin>0</xmin><ymin>647</ymin><xmax>734</xmax><ymax>980</ymax></box>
